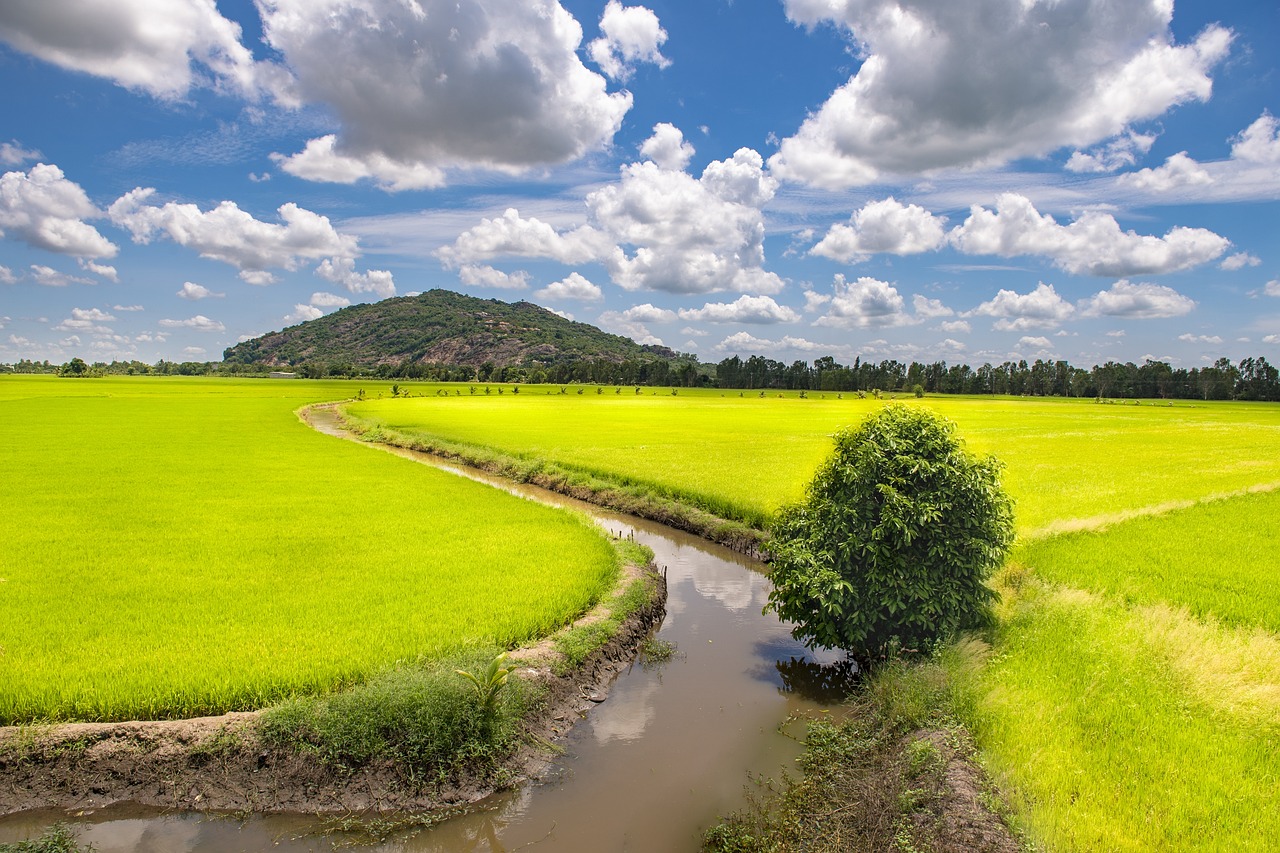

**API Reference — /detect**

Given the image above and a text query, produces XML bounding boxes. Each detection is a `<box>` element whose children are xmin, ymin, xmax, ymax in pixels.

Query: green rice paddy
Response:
<box><xmin>0</xmin><ymin>376</ymin><xmax>619</xmax><ymax>724</ymax></box>
<box><xmin>343</xmin><ymin>385</ymin><xmax>1280</xmax><ymax>851</ymax></box>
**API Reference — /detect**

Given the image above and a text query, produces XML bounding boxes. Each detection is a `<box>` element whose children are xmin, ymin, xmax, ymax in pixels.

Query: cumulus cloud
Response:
<box><xmin>592</xmin><ymin>149</ymin><xmax>783</xmax><ymax>294</ymax></box>
<box><xmin>912</xmin><ymin>295</ymin><xmax>953</xmax><ymax>319</ymax></box>
<box><xmin>949</xmin><ymin>193</ymin><xmax>1229</xmax><ymax>276</ymax></box>
<box><xmin>938</xmin><ymin>319</ymin><xmax>971</xmax><ymax>334</ymax></box>
<box><xmin>968</xmin><ymin>282</ymin><xmax>1075</xmax><ymax>331</ymax></box>
<box><xmin>263</xmin><ymin>0</ymin><xmax>630</xmax><ymax>187</ymax></box>
<box><xmin>285</xmin><ymin>291</ymin><xmax>350</xmax><ymax>324</ymax></box>
<box><xmin>1230</xmin><ymin>113</ymin><xmax>1280</xmax><ymax>164</ymax></box>
<box><xmin>1220</xmin><ymin>253</ymin><xmax>1260</xmax><ymax>271</ymax></box>
<box><xmin>0</xmin><ymin>0</ymin><xmax>286</xmax><ymax>101</ymax></box>
<box><xmin>439</xmin><ymin>208</ymin><xmax>612</xmax><ymax>267</ymax></box>
<box><xmin>444</xmin><ymin>148</ymin><xmax>784</xmax><ymax>296</ymax></box>
<box><xmin>1018</xmin><ymin>336</ymin><xmax>1053</xmax><ymax>349</ymax></box>
<box><xmin>588</xmin><ymin>1</ymin><xmax>670</xmax><ymax>81</ymax></box>
<box><xmin>713</xmin><ymin>331</ymin><xmax>846</xmax><ymax>355</ymax></box>
<box><xmin>678</xmin><ymin>295</ymin><xmax>800</xmax><ymax>324</ymax></box>
<box><xmin>772</xmin><ymin>0</ymin><xmax>1231</xmax><ymax>187</ymax></box>
<box><xmin>78</xmin><ymin>259</ymin><xmax>118</xmax><ymax>281</ymax></box>
<box><xmin>0</xmin><ymin>265</ymin><xmax>15</xmax><ymax>284</ymax></box>
<box><xmin>109</xmin><ymin>187</ymin><xmax>392</xmax><ymax>295</ymax></box>
<box><xmin>1265</xmin><ymin>280</ymin><xmax>1280</xmax><ymax>298</ymax></box>
<box><xmin>640</xmin><ymin>123</ymin><xmax>695</xmax><ymax>172</ymax></box>
<box><xmin>535</xmin><ymin>272</ymin><xmax>603</xmax><ymax>301</ymax></box>
<box><xmin>1118</xmin><ymin>151</ymin><xmax>1213</xmax><ymax>192</ymax></box>
<box><xmin>458</xmin><ymin>264</ymin><xmax>530</xmax><ymax>291</ymax></box>
<box><xmin>1079</xmin><ymin>280</ymin><xmax>1196</xmax><ymax>319</ymax></box>
<box><xmin>177</xmin><ymin>281</ymin><xmax>221</xmax><ymax>300</ymax></box>
<box><xmin>810</xmin><ymin>197</ymin><xmax>946</xmax><ymax>263</ymax></box>
<box><xmin>595</xmin><ymin>310</ymin><xmax>663</xmax><ymax>346</ymax></box>
<box><xmin>1065</xmin><ymin>130</ymin><xmax>1157</xmax><ymax>173</ymax></box>
<box><xmin>1264</xmin><ymin>334</ymin><xmax>1280</xmax><ymax>345</ymax></box>
<box><xmin>159</xmin><ymin>315</ymin><xmax>226</xmax><ymax>332</ymax></box>
<box><xmin>0</xmin><ymin>164</ymin><xmax>118</xmax><ymax>259</ymax></box>
<box><xmin>1178</xmin><ymin>333</ymin><xmax>1223</xmax><ymax>344</ymax></box>
<box><xmin>55</xmin><ymin>307</ymin><xmax>115</xmax><ymax>334</ymax></box>
<box><xmin>620</xmin><ymin>303</ymin><xmax>677</xmax><ymax>323</ymax></box>
<box><xmin>812</xmin><ymin>274</ymin><xmax>914</xmax><ymax>329</ymax></box>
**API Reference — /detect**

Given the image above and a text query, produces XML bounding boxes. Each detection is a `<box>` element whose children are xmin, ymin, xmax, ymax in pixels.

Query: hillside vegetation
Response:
<box><xmin>222</xmin><ymin>288</ymin><xmax>676</xmax><ymax>372</ymax></box>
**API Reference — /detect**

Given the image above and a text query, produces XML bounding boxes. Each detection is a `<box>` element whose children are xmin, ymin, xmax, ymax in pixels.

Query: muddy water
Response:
<box><xmin>0</xmin><ymin>411</ymin><xmax>845</xmax><ymax>852</ymax></box>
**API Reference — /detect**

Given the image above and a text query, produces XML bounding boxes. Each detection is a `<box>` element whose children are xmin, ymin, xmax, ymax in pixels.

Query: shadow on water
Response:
<box><xmin>0</xmin><ymin>409</ymin><xmax>854</xmax><ymax>852</ymax></box>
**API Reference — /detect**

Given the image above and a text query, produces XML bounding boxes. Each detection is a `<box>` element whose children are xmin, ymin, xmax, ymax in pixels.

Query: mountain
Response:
<box><xmin>222</xmin><ymin>289</ymin><xmax>677</xmax><ymax>369</ymax></box>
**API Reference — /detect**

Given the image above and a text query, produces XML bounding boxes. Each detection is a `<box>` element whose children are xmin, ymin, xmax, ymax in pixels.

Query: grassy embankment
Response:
<box><xmin>342</xmin><ymin>388</ymin><xmax>1280</xmax><ymax>850</ymax></box>
<box><xmin>0</xmin><ymin>376</ymin><xmax>624</xmax><ymax>725</ymax></box>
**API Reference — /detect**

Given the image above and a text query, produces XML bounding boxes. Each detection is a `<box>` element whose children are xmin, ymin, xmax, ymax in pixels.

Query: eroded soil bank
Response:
<box><xmin>0</xmin><ymin>562</ymin><xmax>665</xmax><ymax>817</ymax></box>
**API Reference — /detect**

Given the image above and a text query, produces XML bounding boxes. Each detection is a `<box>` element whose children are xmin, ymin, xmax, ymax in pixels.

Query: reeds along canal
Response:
<box><xmin>0</xmin><ymin>416</ymin><xmax>847</xmax><ymax>852</ymax></box>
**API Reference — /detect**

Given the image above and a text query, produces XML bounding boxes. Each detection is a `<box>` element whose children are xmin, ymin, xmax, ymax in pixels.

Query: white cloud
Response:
<box><xmin>1118</xmin><ymin>151</ymin><xmax>1213</xmax><ymax>192</ymax></box>
<box><xmin>114</xmin><ymin>304</ymin><xmax>143</xmax><ymax>312</ymax></box>
<box><xmin>1230</xmin><ymin>113</ymin><xmax>1280</xmax><ymax>164</ymax></box>
<box><xmin>1079</xmin><ymin>280</ymin><xmax>1196</xmax><ymax>319</ymax></box>
<box><xmin>592</xmin><ymin>149</ymin><xmax>783</xmax><ymax>294</ymax></box>
<box><xmin>284</xmin><ymin>304</ymin><xmax>324</xmax><ymax>324</ymax></box>
<box><xmin>78</xmin><ymin>259</ymin><xmax>118</xmax><ymax>281</ymax></box>
<box><xmin>0</xmin><ymin>141</ymin><xmax>41</xmax><ymax>166</ymax></box>
<box><xmin>713</xmin><ymin>331</ymin><xmax>846</xmax><ymax>356</ymax></box>
<box><xmin>1220</xmin><ymin>253</ymin><xmax>1261</xmax><ymax>271</ymax></box>
<box><xmin>1265</xmin><ymin>280</ymin><xmax>1280</xmax><ymax>298</ymax></box>
<box><xmin>109</xmin><ymin>187</ymin><xmax>392</xmax><ymax>296</ymax></box>
<box><xmin>0</xmin><ymin>164</ymin><xmax>118</xmax><ymax>258</ymax></box>
<box><xmin>949</xmin><ymin>193</ymin><xmax>1229</xmax><ymax>276</ymax></box>
<box><xmin>588</xmin><ymin>1</ymin><xmax>670</xmax><ymax>82</ymax></box>
<box><xmin>177</xmin><ymin>281</ymin><xmax>221</xmax><ymax>300</ymax></box>
<box><xmin>622</xmin><ymin>303</ymin><xmax>678</xmax><ymax>323</ymax></box>
<box><xmin>315</xmin><ymin>257</ymin><xmax>396</xmax><ymax>298</ymax></box>
<box><xmin>772</xmin><ymin>0</ymin><xmax>1231</xmax><ymax>187</ymax></box>
<box><xmin>938</xmin><ymin>319</ymin><xmax>971</xmax><ymax>334</ymax></box>
<box><xmin>640</xmin><ymin>123</ymin><xmax>694</xmax><ymax>172</ymax></box>
<box><xmin>1264</xmin><ymin>335</ymin><xmax>1280</xmax><ymax>345</ymax></box>
<box><xmin>458</xmin><ymin>264</ymin><xmax>530</xmax><ymax>291</ymax></box>
<box><xmin>30</xmin><ymin>264</ymin><xmax>92</xmax><ymax>287</ymax></box>
<box><xmin>1106</xmin><ymin>330</ymin><xmax>1127</xmax><ymax>337</ymax></box>
<box><xmin>1178</xmin><ymin>333</ymin><xmax>1223</xmax><ymax>345</ymax></box>
<box><xmin>159</xmin><ymin>315</ymin><xmax>226</xmax><ymax>332</ymax></box>
<box><xmin>535</xmin><ymin>272</ymin><xmax>603</xmax><ymax>302</ymax></box>
<box><xmin>678</xmin><ymin>295</ymin><xmax>800</xmax><ymax>325</ymax></box>
<box><xmin>595</xmin><ymin>310</ymin><xmax>662</xmax><ymax>346</ymax></box>
<box><xmin>262</xmin><ymin>0</ymin><xmax>630</xmax><ymax>187</ymax></box>
<box><xmin>447</xmin><ymin>149</ymin><xmax>784</xmax><ymax>296</ymax></box>
<box><xmin>810</xmin><ymin>197</ymin><xmax>946</xmax><ymax>262</ymax></box>
<box><xmin>182</xmin><ymin>346</ymin><xmax>207</xmax><ymax>356</ymax></box>
<box><xmin>912</xmin><ymin>295</ymin><xmax>953</xmax><ymax>320</ymax></box>
<box><xmin>1065</xmin><ymin>130</ymin><xmax>1157</xmax><ymax>173</ymax></box>
<box><xmin>813</xmin><ymin>274</ymin><xmax>914</xmax><ymax>329</ymax></box>
<box><xmin>0</xmin><ymin>265</ymin><xmax>16</xmax><ymax>284</ymax></box>
<box><xmin>54</xmin><ymin>307</ymin><xmax>114</xmax><ymax>334</ymax></box>
<box><xmin>1018</xmin><ymin>336</ymin><xmax>1053</xmax><ymax>349</ymax></box>
<box><xmin>0</xmin><ymin>0</ymin><xmax>286</xmax><ymax>101</ymax></box>
<box><xmin>309</xmin><ymin>291</ymin><xmax>351</xmax><ymax>309</ymax></box>
<box><xmin>439</xmin><ymin>208</ymin><xmax>611</xmax><ymax>266</ymax></box>
<box><xmin>968</xmin><ymin>282</ymin><xmax>1075</xmax><ymax>331</ymax></box>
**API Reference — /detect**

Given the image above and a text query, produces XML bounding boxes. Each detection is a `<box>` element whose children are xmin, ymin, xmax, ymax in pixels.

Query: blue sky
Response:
<box><xmin>1</xmin><ymin>0</ymin><xmax>1277</xmax><ymax>368</ymax></box>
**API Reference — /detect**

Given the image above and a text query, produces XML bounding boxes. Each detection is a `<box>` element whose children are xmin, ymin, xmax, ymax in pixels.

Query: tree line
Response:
<box><xmin>4</xmin><ymin>352</ymin><xmax>1278</xmax><ymax>401</ymax></box>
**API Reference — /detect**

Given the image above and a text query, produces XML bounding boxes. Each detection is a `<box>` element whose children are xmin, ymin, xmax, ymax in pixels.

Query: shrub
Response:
<box><xmin>765</xmin><ymin>404</ymin><xmax>1014</xmax><ymax>660</ymax></box>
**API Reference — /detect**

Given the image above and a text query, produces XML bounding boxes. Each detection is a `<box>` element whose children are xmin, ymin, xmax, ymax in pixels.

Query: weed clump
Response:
<box><xmin>259</xmin><ymin>648</ymin><xmax>539</xmax><ymax>789</ymax></box>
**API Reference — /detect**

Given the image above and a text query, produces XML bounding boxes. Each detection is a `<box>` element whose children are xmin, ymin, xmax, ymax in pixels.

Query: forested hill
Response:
<box><xmin>222</xmin><ymin>289</ymin><xmax>676</xmax><ymax>371</ymax></box>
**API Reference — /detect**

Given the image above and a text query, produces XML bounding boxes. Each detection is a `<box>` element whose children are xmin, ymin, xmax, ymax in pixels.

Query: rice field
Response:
<box><xmin>342</xmin><ymin>390</ymin><xmax>1280</xmax><ymax>532</ymax></box>
<box><xmin>0</xmin><ymin>376</ymin><xmax>619</xmax><ymax>724</ymax></box>
<box><xmin>343</xmin><ymin>386</ymin><xmax>1280</xmax><ymax>851</ymax></box>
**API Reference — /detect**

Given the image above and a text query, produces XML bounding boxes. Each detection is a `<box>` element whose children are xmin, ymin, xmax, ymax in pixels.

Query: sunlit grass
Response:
<box><xmin>953</xmin><ymin>579</ymin><xmax>1280</xmax><ymax>852</ymax></box>
<box><xmin>342</xmin><ymin>390</ymin><xmax>1280</xmax><ymax>533</ymax></box>
<box><xmin>0</xmin><ymin>376</ymin><xmax>618</xmax><ymax>724</ymax></box>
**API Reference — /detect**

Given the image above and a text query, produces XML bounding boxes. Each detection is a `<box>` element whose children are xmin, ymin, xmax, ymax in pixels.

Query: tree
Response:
<box><xmin>765</xmin><ymin>404</ymin><xmax>1015</xmax><ymax>660</ymax></box>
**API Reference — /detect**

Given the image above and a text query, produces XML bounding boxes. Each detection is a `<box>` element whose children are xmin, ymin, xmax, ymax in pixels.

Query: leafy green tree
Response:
<box><xmin>765</xmin><ymin>404</ymin><xmax>1014</xmax><ymax>660</ymax></box>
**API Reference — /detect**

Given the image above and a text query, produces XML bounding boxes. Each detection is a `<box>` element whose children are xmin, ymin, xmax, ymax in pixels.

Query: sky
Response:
<box><xmin>1</xmin><ymin>0</ymin><xmax>1278</xmax><ymax>369</ymax></box>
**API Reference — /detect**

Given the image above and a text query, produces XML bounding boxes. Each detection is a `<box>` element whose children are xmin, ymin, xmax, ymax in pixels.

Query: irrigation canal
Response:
<box><xmin>1</xmin><ymin>410</ymin><xmax>844</xmax><ymax>851</ymax></box>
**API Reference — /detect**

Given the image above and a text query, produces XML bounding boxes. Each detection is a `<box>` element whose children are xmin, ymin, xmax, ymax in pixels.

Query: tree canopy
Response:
<box><xmin>765</xmin><ymin>404</ymin><xmax>1015</xmax><ymax>660</ymax></box>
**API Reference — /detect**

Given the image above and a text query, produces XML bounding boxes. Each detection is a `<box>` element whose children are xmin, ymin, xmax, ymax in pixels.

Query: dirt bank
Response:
<box><xmin>0</xmin><ymin>563</ymin><xmax>666</xmax><ymax>817</ymax></box>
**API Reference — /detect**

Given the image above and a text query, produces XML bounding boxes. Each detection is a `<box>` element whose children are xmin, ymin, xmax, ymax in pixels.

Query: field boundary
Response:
<box><xmin>315</xmin><ymin>403</ymin><xmax>771</xmax><ymax>558</ymax></box>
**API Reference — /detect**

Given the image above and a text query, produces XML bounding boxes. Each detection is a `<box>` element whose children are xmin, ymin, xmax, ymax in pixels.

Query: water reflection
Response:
<box><xmin>773</xmin><ymin>656</ymin><xmax>862</xmax><ymax>703</ymax></box>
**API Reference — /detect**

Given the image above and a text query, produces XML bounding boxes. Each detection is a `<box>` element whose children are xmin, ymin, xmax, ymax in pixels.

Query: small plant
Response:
<box><xmin>639</xmin><ymin>635</ymin><xmax>679</xmax><ymax>668</ymax></box>
<box><xmin>0</xmin><ymin>823</ymin><xmax>94</xmax><ymax>853</ymax></box>
<box><xmin>456</xmin><ymin>652</ymin><xmax>516</xmax><ymax>715</ymax></box>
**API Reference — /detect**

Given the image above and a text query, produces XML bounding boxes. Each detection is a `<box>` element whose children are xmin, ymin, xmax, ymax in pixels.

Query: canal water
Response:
<box><xmin>0</xmin><ymin>412</ymin><xmax>845</xmax><ymax>851</ymax></box>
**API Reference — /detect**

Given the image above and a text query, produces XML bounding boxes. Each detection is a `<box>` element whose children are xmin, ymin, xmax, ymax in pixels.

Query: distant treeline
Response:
<box><xmin>5</xmin><ymin>353</ymin><xmax>1278</xmax><ymax>401</ymax></box>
